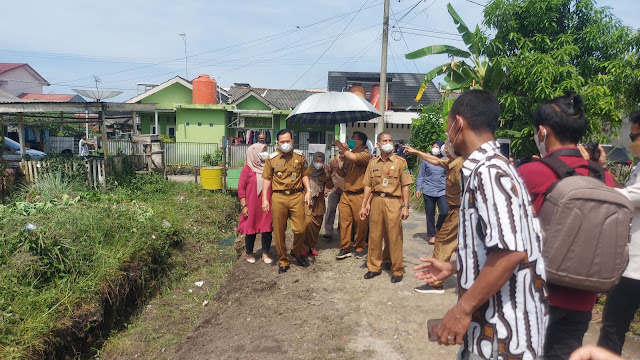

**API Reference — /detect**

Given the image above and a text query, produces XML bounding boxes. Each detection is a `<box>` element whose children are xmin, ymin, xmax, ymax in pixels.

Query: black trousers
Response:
<box><xmin>245</xmin><ymin>232</ymin><xmax>272</xmax><ymax>255</ymax></box>
<box><xmin>544</xmin><ymin>306</ymin><xmax>592</xmax><ymax>360</ymax></box>
<box><xmin>598</xmin><ymin>276</ymin><xmax>640</xmax><ymax>355</ymax></box>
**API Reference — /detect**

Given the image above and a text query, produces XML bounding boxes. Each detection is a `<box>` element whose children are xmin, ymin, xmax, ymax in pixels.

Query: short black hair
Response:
<box><xmin>630</xmin><ymin>109</ymin><xmax>640</xmax><ymax>127</ymax></box>
<box><xmin>276</xmin><ymin>129</ymin><xmax>293</xmax><ymax>141</ymax></box>
<box><xmin>352</xmin><ymin>131</ymin><xmax>367</xmax><ymax>143</ymax></box>
<box><xmin>533</xmin><ymin>94</ymin><xmax>587</xmax><ymax>144</ymax></box>
<box><xmin>449</xmin><ymin>89</ymin><xmax>500</xmax><ymax>134</ymax></box>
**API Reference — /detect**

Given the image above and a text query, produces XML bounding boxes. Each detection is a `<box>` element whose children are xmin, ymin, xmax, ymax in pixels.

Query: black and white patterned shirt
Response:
<box><xmin>458</xmin><ymin>141</ymin><xmax>548</xmax><ymax>360</ymax></box>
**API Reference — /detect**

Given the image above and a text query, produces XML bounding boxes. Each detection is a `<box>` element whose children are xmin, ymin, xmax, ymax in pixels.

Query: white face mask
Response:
<box><xmin>446</xmin><ymin>118</ymin><xmax>462</xmax><ymax>157</ymax></box>
<box><xmin>444</xmin><ymin>138</ymin><xmax>457</xmax><ymax>159</ymax></box>
<box><xmin>431</xmin><ymin>147</ymin><xmax>440</xmax><ymax>156</ymax></box>
<box><xmin>259</xmin><ymin>152</ymin><xmax>269</xmax><ymax>161</ymax></box>
<box><xmin>380</xmin><ymin>143</ymin><xmax>394</xmax><ymax>153</ymax></box>
<box><xmin>534</xmin><ymin>128</ymin><xmax>547</xmax><ymax>157</ymax></box>
<box><xmin>313</xmin><ymin>162</ymin><xmax>324</xmax><ymax>170</ymax></box>
<box><xmin>279</xmin><ymin>143</ymin><xmax>292</xmax><ymax>153</ymax></box>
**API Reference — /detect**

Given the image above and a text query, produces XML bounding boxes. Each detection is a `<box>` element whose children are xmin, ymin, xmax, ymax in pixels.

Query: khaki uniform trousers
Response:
<box><xmin>304</xmin><ymin>196</ymin><xmax>325</xmax><ymax>251</ymax></box>
<box><xmin>339</xmin><ymin>192</ymin><xmax>368</xmax><ymax>253</ymax></box>
<box><xmin>272</xmin><ymin>192</ymin><xmax>305</xmax><ymax>267</ymax></box>
<box><xmin>431</xmin><ymin>208</ymin><xmax>459</xmax><ymax>287</ymax></box>
<box><xmin>367</xmin><ymin>195</ymin><xmax>404</xmax><ymax>276</ymax></box>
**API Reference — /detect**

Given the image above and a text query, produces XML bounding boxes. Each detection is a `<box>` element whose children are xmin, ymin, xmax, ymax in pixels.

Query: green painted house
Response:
<box><xmin>125</xmin><ymin>76</ymin><xmax>339</xmax><ymax>147</ymax></box>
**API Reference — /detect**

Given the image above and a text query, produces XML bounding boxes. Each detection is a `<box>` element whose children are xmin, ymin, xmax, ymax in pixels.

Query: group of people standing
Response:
<box><xmin>236</xmin><ymin>128</ymin><xmax>413</xmax><ymax>282</ymax></box>
<box><xmin>234</xmin><ymin>89</ymin><xmax>639</xmax><ymax>360</ymax></box>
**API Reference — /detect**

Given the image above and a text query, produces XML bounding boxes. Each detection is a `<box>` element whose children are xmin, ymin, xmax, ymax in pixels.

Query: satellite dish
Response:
<box><xmin>72</xmin><ymin>89</ymin><xmax>123</xmax><ymax>101</ymax></box>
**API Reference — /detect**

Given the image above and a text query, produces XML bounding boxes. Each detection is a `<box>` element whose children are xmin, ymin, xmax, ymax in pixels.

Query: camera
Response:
<box><xmin>584</xmin><ymin>142</ymin><xmax>600</xmax><ymax>162</ymax></box>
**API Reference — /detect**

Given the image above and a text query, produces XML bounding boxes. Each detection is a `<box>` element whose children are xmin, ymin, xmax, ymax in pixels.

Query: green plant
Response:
<box><xmin>201</xmin><ymin>150</ymin><xmax>224</xmax><ymax>167</ymax></box>
<box><xmin>405</xmin><ymin>3</ymin><xmax>506</xmax><ymax>100</ymax></box>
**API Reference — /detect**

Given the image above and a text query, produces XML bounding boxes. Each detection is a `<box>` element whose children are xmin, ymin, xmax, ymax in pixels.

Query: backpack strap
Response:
<box><xmin>535</xmin><ymin>149</ymin><xmax>607</xmax><ymax>196</ymax></box>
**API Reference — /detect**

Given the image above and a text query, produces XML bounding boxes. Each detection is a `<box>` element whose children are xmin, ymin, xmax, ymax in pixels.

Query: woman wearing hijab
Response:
<box><xmin>237</xmin><ymin>143</ymin><xmax>274</xmax><ymax>263</ymax></box>
<box><xmin>303</xmin><ymin>152</ymin><xmax>334</xmax><ymax>256</ymax></box>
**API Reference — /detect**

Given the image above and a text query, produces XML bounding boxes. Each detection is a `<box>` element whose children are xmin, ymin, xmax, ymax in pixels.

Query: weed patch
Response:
<box><xmin>0</xmin><ymin>174</ymin><xmax>238</xmax><ymax>359</ymax></box>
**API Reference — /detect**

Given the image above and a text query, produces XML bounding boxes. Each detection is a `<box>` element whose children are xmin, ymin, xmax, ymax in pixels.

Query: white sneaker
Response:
<box><xmin>262</xmin><ymin>256</ymin><xmax>273</xmax><ymax>264</ymax></box>
<box><xmin>246</xmin><ymin>255</ymin><xmax>256</xmax><ymax>264</ymax></box>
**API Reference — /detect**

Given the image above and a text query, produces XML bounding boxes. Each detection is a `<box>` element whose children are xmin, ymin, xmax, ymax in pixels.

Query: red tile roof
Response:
<box><xmin>18</xmin><ymin>93</ymin><xmax>76</xmax><ymax>101</ymax></box>
<box><xmin>0</xmin><ymin>63</ymin><xmax>27</xmax><ymax>74</ymax></box>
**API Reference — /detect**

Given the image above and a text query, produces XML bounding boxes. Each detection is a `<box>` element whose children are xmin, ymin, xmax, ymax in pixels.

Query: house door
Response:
<box><xmin>298</xmin><ymin>132</ymin><xmax>309</xmax><ymax>146</ymax></box>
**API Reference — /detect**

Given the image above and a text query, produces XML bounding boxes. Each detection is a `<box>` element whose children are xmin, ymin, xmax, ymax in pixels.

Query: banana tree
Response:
<box><xmin>405</xmin><ymin>3</ymin><xmax>506</xmax><ymax>101</ymax></box>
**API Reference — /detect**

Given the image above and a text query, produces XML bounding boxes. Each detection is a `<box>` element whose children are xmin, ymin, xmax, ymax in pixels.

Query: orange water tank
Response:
<box><xmin>192</xmin><ymin>74</ymin><xmax>217</xmax><ymax>104</ymax></box>
<box><xmin>370</xmin><ymin>84</ymin><xmax>388</xmax><ymax>111</ymax></box>
<box><xmin>348</xmin><ymin>83</ymin><xmax>366</xmax><ymax>99</ymax></box>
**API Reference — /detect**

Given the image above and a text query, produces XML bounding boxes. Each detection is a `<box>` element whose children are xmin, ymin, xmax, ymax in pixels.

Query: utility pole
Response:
<box><xmin>377</xmin><ymin>0</ymin><xmax>390</xmax><ymax>144</ymax></box>
<box><xmin>179</xmin><ymin>33</ymin><xmax>188</xmax><ymax>79</ymax></box>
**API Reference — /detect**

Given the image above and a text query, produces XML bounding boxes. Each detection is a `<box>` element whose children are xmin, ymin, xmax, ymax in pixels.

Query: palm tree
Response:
<box><xmin>405</xmin><ymin>3</ymin><xmax>506</xmax><ymax>101</ymax></box>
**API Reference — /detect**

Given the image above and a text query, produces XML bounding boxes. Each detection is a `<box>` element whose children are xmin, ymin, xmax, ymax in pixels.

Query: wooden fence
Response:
<box><xmin>19</xmin><ymin>159</ymin><xmax>107</xmax><ymax>188</ymax></box>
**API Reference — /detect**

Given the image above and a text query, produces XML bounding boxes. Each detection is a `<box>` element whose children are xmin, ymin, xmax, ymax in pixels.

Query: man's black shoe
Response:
<box><xmin>278</xmin><ymin>265</ymin><xmax>290</xmax><ymax>274</ymax></box>
<box><xmin>391</xmin><ymin>275</ymin><xmax>403</xmax><ymax>283</ymax></box>
<box><xmin>354</xmin><ymin>251</ymin><xmax>366</xmax><ymax>259</ymax></box>
<box><xmin>364</xmin><ymin>271</ymin><xmax>382</xmax><ymax>279</ymax></box>
<box><xmin>336</xmin><ymin>249</ymin><xmax>352</xmax><ymax>260</ymax></box>
<box><xmin>290</xmin><ymin>252</ymin><xmax>310</xmax><ymax>267</ymax></box>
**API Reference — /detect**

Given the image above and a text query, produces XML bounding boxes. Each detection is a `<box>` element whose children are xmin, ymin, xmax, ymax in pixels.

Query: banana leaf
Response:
<box><xmin>447</xmin><ymin>3</ymin><xmax>476</xmax><ymax>56</ymax></box>
<box><xmin>415</xmin><ymin>62</ymin><xmax>450</xmax><ymax>101</ymax></box>
<box><xmin>405</xmin><ymin>44</ymin><xmax>470</xmax><ymax>60</ymax></box>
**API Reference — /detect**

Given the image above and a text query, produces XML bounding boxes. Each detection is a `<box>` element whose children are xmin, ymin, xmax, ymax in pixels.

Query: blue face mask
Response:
<box><xmin>348</xmin><ymin>140</ymin><xmax>356</xmax><ymax>150</ymax></box>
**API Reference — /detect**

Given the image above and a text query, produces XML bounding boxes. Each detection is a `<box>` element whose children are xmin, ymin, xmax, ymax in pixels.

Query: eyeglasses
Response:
<box><xmin>630</xmin><ymin>133</ymin><xmax>640</xmax><ymax>142</ymax></box>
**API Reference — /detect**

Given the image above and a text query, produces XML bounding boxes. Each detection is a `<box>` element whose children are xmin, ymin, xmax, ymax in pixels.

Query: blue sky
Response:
<box><xmin>1</xmin><ymin>0</ymin><xmax>637</xmax><ymax>102</ymax></box>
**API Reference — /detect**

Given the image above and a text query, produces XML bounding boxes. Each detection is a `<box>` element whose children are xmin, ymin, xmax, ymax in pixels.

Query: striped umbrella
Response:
<box><xmin>286</xmin><ymin>91</ymin><xmax>382</xmax><ymax>125</ymax></box>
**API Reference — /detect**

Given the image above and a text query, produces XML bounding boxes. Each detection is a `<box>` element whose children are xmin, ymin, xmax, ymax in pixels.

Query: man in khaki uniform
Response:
<box><xmin>332</xmin><ymin>132</ymin><xmax>371</xmax><ymax>259</ymax></box>
<box><xmin>405</xmin><ymin>142</ymin><xmax>463</xmax><ymax>293</ymax></box>
<box><xmin>262</xmin><ymin>129</ymin><xmax>312</xmax><ymax>274</ymax></box>
<box><xmin>359</xmin><ymin>132</ymin><xmax>412</xmax><ymax>283</ymax></box>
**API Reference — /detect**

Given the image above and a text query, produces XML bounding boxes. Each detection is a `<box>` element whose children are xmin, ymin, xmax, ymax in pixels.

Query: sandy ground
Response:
<box><xmin>172</xmin><ymin>209</ymin><xmax>640</xmax><ymax>360</ymax></box>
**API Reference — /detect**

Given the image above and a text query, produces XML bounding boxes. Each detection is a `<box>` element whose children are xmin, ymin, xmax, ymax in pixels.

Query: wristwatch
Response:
<box><xmin>240</xmin><ymin>204</ymin><xmax>247</xmax><ymax>210</ymax></box>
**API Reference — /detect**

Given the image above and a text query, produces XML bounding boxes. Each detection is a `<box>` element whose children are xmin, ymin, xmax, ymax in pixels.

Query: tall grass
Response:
<box><xmin>0</xmin><ymin>173</ymin><xmax>238</xmax><ymax>358</ymax></box>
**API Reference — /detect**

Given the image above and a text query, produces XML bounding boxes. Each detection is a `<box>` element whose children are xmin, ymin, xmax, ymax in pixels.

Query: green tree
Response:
<box><xmin>410</xmin><ymin>102</ymin><xmax>446</xmax><ymax>152</ymax></box>
<box><xmin>405</xmin><ymin>3</ymin><xmax>506</xmax><ymax>100</ymax></box>
<box><xmin>484</xmin><ymin>0</ymin><xmax>640</xmax><ymax>155</ymax></box>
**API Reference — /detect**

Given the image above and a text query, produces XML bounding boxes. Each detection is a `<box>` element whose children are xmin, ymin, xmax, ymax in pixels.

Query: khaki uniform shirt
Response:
<box><xmin>438</xmin><ymin>157</ymin><xmax>464</xmax><ymax>208</ymax></box>
<box><xmin>363</xmin><ymin>154</ymin><xmax>413</xmax><ymax>197</ymax></box>
<box><xmin>263</xmin><ymin>149</ymin><xmax>311</xmax><ymax>191</ymax></box>
<box><xmin>329</xmin><ymin>156</ymin><xmax>345</xmax><ymax>190</ymax></box>
<box><xmin>342</xmin><ymin>146</ymin><xmax>370</xmax><ymax>192</ymax></box>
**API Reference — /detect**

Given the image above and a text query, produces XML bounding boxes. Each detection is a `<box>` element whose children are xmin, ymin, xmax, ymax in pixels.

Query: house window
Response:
<box><xmin>151</xmin><ymin>125</ymin><xmax>157</xmax><ymax>134</ymax></box>
<box><xmin>198</xmin><ymin>122</ymin><xmax>202</xmax><ymax>127</ymax></box>
<box><xmin>209</xmin><ymin>123</ymin><xmax>213</xmax><ymax>127</ymax></box>
<box><xmin>186</xmin><ymin>122</ymin><xmax>190</xmax><ymax>126</ymax></box>
<box><xmin>166</xmin><ymin>125</ymin><xmax>175</xmax><ymax>138</ymax></box>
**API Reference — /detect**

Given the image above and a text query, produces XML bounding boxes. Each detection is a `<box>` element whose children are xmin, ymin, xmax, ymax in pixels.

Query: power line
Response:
<box><xmin>464</xmin><ymin>0</ymin><xmax>488</xmax><ymax>7</ymax></box>
<box><xmin>288</xmin><ymin>0</ymin><xmax>372</xmax><ymax>89</ymax></box>
<box><xmin>30</xmin><ymin>2</ymin><xmax>384</xmax><ymax>87</ymax></box>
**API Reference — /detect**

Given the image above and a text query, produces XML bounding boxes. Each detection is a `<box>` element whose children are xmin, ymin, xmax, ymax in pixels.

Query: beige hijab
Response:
<box><xmin>247</xmin><ymin>143</ymin><xmax>267</xmax><ymax>196</ymax></box>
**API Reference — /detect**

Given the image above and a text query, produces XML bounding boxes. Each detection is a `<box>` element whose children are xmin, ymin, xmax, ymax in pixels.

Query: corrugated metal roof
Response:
<box><xmin>18</xmin><ymin>93</ymin><xmax>85</xmax><ymax>102</ymax></box>
<box><xmin>327</xmin><ymin>71</ymin><xmax>442</xmax><ymax>109</ymax></box>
